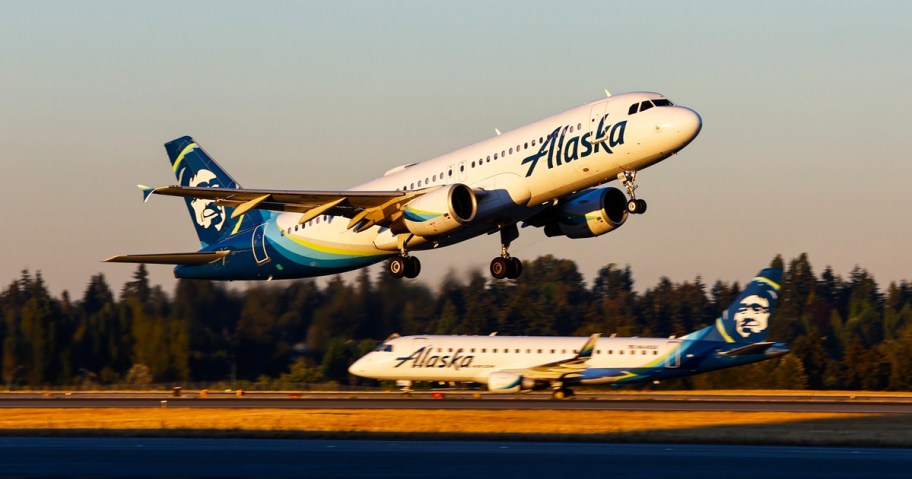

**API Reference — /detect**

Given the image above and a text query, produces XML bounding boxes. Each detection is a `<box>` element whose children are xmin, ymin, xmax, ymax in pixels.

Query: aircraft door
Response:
<box><xmin>665</xmin><ymin>340</ymin><xmax>681</xmax><ymax>368</ymax></box>
<box><xmin>252</xmin><ymin>224</ymin><xmax>270</xmax><ymax>265</ymax></box>
<box><xmin>575</xmin><ymin>101</ymin><xmax>610</xmax><ymax>176</ymax></box>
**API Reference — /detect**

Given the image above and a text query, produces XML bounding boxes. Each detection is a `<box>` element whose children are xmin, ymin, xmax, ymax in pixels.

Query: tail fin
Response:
<box><xmin>164</xmin><ymin>136</ymin><xmax>259</xmax><ymax>247</ymax></box>
<box><xmin>687</xmin><ymin>268</ymin><xmax>782</xmax><ymax>344</ymax></box>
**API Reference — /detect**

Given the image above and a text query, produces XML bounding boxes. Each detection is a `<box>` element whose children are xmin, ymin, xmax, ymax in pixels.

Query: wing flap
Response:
<box><xmin>104</xmin><ymin>251</ymin><xmax>229</xmax><ymax>266</ymax></box>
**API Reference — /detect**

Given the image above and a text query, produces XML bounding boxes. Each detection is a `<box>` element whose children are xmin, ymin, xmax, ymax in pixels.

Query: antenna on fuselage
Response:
<box><xmin>494</xmin><ymin>128</ymin><xmax>502</xmax><ymax>136</ymax></box>
<box><xmin>605</xmin><ymin>89</ymin><xmax>612</xmax><ymax>97</ymax></box>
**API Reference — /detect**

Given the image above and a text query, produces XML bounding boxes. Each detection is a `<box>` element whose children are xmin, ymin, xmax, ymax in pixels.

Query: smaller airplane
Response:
<box><xmin>349</xmin><ymin>268</ymin><xmax>786</xmax><ymax>398</ymax></box>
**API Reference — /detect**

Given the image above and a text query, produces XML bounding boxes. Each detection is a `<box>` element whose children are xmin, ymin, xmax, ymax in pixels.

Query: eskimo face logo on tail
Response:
<box><xmin>733</xmin><ymin>295</ymin><xmax>770</xmax><ymax>338</ymax></box>
<box><xmin>185</xmin><ymin>169</ymin><xmax>226</xmax><ymax>232</ymax></box>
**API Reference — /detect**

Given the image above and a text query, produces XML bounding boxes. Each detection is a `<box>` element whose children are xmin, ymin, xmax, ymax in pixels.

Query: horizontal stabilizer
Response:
<box><xmin>718</xmin><ymin>342</ymin><xmax>776</xmax><ymax>357</ymax></box>
<box><xmin>104</xmin><ymin>251</ymin><xmax>229</xmax><ymax>266</ymax></box>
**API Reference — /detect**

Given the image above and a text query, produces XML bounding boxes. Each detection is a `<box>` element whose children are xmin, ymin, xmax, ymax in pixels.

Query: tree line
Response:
<box><xmin>2</xmin><ymin>253</ymin><xmax>911</xmax><ymax>390</ymax></box>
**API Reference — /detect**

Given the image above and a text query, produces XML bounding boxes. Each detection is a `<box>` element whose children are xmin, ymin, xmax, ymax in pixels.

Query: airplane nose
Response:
<box><xmin>680</xmin><ymin>107</ymin><xmax>702</xmax><ymax>142</ymax></box>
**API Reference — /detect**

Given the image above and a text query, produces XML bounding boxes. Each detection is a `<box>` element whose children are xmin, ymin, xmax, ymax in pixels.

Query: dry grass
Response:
<box><xmin>4</xmin><ymin>408</ymin><xmax>911</xmax><ymax>446</ymax></box>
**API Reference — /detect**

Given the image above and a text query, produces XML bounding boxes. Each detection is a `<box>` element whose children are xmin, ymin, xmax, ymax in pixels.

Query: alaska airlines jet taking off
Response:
<box><xmin>349</xmin><ymin>269</ymin><xmax>785</xmax><ymax>398</ymax></box>
<box><xmin>107</xmin><ymin>91</ymin><xmax>701</xmax><ymax>280</ymax></box>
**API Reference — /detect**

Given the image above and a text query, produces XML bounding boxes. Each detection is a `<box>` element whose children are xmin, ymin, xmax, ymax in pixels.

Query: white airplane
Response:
<box><xmin>108</xmin><ymin>91</ymin><xmax>701</xmax><ymax>280</ymax></box>
<box><xmin>349</xmin><ymin>268</ymin><xmax>787</xmax><ymax>398</ymax></box>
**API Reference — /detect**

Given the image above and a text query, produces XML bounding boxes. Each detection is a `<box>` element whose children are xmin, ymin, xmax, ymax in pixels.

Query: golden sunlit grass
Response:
<box><xmin>3</xmin><ymin>408</ymin><xmax>910</xmax><ymax>446</ymax></box>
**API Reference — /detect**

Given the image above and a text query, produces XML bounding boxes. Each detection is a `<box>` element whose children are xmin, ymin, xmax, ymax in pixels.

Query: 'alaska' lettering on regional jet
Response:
<box><xmin>395</xmin><ymin>346</ymin><xmax>475</xmax><ymax>370</ymax></box>
<box><xmin>521</xmin><ymin>117</ymin><xmax>627</xmax><ymax>177</ymax></box>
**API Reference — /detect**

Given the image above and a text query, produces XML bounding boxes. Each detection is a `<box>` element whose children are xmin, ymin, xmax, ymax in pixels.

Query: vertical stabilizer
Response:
<box><xmin>164</xmin><ymin>136</ymin><xmax>262</xmax><ymax>247</ymax></box>
<box><xmin>686</xmin><ymin>268</ymin><xmax>782</xmax><ymax>344</ymax></box>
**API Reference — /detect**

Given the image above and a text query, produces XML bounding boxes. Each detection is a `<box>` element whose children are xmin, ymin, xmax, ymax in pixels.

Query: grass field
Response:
<box><xmin>2</xmin><ymin>408</ymin><xmax>911</xmax><ymax>446</ymax></box>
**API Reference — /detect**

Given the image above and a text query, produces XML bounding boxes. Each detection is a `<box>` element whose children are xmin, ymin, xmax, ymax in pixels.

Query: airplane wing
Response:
<box><xmin>141</xmin><ymin>185</ymin><xmax>432</xmax><ymax>232</ymax></box>
<box><xmin>104</xmin><ymin>251</ymin><xmax>229</xmax><ymax>265</ymax></box>
<box><xmin>504</xmin><ymin>334</ymin><xmax>600</xmax><ymax>380</ymax></box>
<box><xmin>718</xmin><ymin>342</ymin><xmax>777</xmax><ymax>357</ymax></box>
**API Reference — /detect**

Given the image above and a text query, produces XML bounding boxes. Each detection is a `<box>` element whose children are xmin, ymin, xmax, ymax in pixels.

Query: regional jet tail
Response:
<box><xmin>348</xmin><ymin>268</ymin><xmax>786</xmax><ymax>398</ymax></box>
<box><xmin>107</xmin><ymin>91</ymin><xmax>701</xmax><ymax>281</ymax></box>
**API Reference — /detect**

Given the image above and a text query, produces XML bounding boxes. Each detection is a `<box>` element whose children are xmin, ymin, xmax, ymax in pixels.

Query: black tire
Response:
<box><xmin>636</xmin><ymin>199</ymin><xmax>647</xmax><ymax>214</ymax></box>
<box><xmin>552</xmin><ymin>389</ymin><xmax>566</xmax><ymax>400</ymax></box>
<box><xmin>626</xmin><ymin>199</ymin><xmax>639</xmax><ymax>214</ymax></box>
<box><xmin>388</xmin><ymin>257</ymin><xmax>407</xmax><ymax>279</ymax></box>
<box><xmin>490</xmin><ymin>257</ymin><xmax>509</xmax><ymax>279</ymax></box>
<box><xmin>507</xmin><ymin>257</ymin><xmax>523</xmax><ymax>279</ymax></box>
<box><xmin>404</xmin><ymin>256</ymin><xmax>421</xmax><ymax>279</ymax></box>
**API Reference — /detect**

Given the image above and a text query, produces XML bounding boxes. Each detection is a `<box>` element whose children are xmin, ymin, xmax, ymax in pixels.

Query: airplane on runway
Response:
<box><xmin>107</xmin><ymin>91</ymin><xmax>701</xmax><ymax>280</ymax></box>
<box><xmin>349</xmin><ymin>268</ymin><xmax>786</xmax><ymax>398</ymax></box>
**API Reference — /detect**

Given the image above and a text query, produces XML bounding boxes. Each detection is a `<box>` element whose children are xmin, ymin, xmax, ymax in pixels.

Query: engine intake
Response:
<box><xmin>487</xmin><ymin>371</ymin><xmax>537</xmax><ymax>393</ymax></box>
<box><xmin>544</xmin><ymin>187</ymin><xmax>628</xmax><ymax>239</ymax></box>
<box><xmin>397</xmin><ymin>183</ymin><xmax>477</xmax><ymax>237</ymax></box>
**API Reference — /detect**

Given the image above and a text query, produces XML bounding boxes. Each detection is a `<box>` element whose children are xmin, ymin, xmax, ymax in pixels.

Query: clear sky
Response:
<box><xmin>2</xmin><ymin>0</ymin><xmax>910</xmax><ymax>298</ymax></box>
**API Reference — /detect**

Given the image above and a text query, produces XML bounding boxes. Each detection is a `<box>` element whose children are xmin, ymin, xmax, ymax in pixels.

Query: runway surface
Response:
<box><xmin>1</xmin><ymin>437</ymin><xmax>910</xmax><ymax>479</ymax></box>
<box><xmin>3</xmin><ymin>392</ymin><xmax>912</xmax><ymax>414</ymax></box>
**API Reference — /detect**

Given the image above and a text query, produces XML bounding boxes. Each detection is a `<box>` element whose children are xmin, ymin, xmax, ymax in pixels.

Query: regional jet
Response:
<box><xmin>349</xmin><ymin>269</ymin><xmax>786</xmax><ymax>398</ymax></box>
<box><xmin>107</xmin><ymin>91</ymin><xmax>701</xmax><ymax>280</ymax></box>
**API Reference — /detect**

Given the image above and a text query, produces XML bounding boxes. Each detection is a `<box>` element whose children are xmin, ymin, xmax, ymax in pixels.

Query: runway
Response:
<box><xmin>3</xmin><ymin>391</ymin><xmax>912</xmax><ymax>414</ymax></box>
<box><xmin>1</xmin><ymin>437</ymin><xmax>910</xmax><ymax>479</ymax></box>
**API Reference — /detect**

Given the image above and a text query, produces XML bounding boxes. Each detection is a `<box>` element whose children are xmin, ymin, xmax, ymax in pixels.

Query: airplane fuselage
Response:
<box><xmin>349</xmin><ymin>334</ymin><xmax>787</xmax><ymax>388</ymax></box>
<box><xmin>169</xmin><ymin>91</ymin><xmax>701</xmax><ymax>280</ymax></box>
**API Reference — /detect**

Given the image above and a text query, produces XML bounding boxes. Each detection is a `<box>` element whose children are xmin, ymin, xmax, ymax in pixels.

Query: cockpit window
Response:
<box><xmin>373</xmin><ymin>343</ymin><xmax>393</xmax><ymax>352</ymax></box>
<box><xmin>628</xmin><ymin>103</ymin><xmax>638</xmax><ymax>115</ymax></box>
<box><xmin>653</xmin><ymin>99</ymin><xmax>673</xmax><ymax>107</ymax></box>
<box><xmin>639</xmin><ymin>100</ymin><xmax>654</xmax><ymax>112</ymax></box>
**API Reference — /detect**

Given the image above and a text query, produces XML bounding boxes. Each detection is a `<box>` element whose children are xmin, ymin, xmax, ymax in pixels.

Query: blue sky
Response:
<box><xmin>2</xmin><ymin>1</ymin><xmax>910</xmax><ymax>296</ymax></box>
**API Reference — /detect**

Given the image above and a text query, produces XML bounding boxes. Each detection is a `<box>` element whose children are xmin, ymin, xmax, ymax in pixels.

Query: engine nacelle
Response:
<box><xmin>399</xmin><ymin>183</ymin><xmax>477</xmax><ymax>237</ymax></box>
<box><xmin>487</xmin><ymin>371</ymin><xmax>536</xmax><ymax>393</ymax></box>
<box><xmin>544</xmin><ymin>187</ymin><xmax>628</xmax><ymax>239</ymax></box>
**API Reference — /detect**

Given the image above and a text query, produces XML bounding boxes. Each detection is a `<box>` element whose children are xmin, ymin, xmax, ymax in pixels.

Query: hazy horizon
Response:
<box><xmin>3</xmin><ymin>1</ymin><xmax>909</xmax><ymax>299</ymax></box>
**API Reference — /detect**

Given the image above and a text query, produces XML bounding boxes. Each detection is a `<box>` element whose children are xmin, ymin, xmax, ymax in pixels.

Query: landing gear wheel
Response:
<box><xmin>626</xmin><ymin>199</ymin><xmax>639</xmax><ymax>214</ymax></box>
<box><xmin>507</xmin><ymin>257</ymin><xmax>523</xmax><ymax>279</ymax></box>
<box><xmin>552</xmin><ymin>388</ymin><xmax>574</xmax><ymax>400</ymax></box>
<box><xmin>636</xmin><ymin>199</ymin><xmax>647</xmax><ymax>214</ymax></box>
<box><xmin>388</xmin><ymin>257</ymin><xmax>407</xmax><ymax>279</ymax></box>
<box><xmin>404</xmin><ymin>256</ymin><xmax>421</xmax><ymax>279</ymax></box>
<box><xmin>490</xmin><ymin>257</ymin><xmax>509</xmax><ymax>279</ymax></box>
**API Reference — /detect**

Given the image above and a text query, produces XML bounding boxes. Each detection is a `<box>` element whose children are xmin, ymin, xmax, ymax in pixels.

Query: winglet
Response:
<box><xmin>138</xmin><ymin>185</ymin><xmax>158</xmax><ymax>203</ymax></box>
<box><xmin>576</xmin><ymin>333</ymin><xmax>600</xmax><ymax>360</ymax></box>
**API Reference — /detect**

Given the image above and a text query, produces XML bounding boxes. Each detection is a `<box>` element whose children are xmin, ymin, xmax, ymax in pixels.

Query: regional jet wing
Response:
<box><xmin>718</xmin><ymin>342</ymin><xmax>777</xmax><ymax>357</ymax></box>
<box><xmin>141</xmin><ymin>185</ymin><xmax>431</xmax><ymax>232</ymax></box>
<box><xmin>505</xmin><ymin>334</ymin><xmax>600</xmax><ymax>380</ymax></box>
<box><xmin>104</xmin><ymin>251</ymin><xmax>229</xmax><ymax>265</ymax></box>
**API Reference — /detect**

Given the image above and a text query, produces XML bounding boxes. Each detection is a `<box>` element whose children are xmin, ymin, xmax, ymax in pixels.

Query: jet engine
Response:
<box><xmin>397</xmin><ymin>183</ymin><xmax>477</xmax><ymax>237</ymax></box>
<box><xmin>543</xmin><ymin>187</ymin><xmax>628</xmax><ymax>239</ymax></box>
<box><xmin>486</xmin><ymin>371</ymin><xmax>537</xmax><ymax>393</ymax></box>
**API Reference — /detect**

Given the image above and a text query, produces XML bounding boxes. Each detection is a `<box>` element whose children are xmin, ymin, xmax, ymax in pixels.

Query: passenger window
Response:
<box><xmin>295</xmin><ymin>224</ymin><xmax>299</xmax><ymax>231</ymax></box>
<box><xmin>502</xmin><ymin>150</ymin><xmax>506</xmax><ymax>157</ymax></box>
<box><xmin>494</xmin><ymin>153</ymin><xmax>498</xmax><ymax>160</ymax></box>
<box><xmin>280</xmin><ymin>230</ymin><xmax>284</xmax><ymax>237</ymax></box>
<box><xmin>578</xmin><ymin>123</ymin><xmax>582</xmax><ymax>130</ymax></box>
<box><xmin>524</xmin><ymin>142</ymin><xmax>528</xmax><ymax>149</ymax></box>
<box><xmin>410</xmin><ymin>182</ymin><xmax>414</xmax><ymax>189</ymax></box>
<box><xmin>628</xmin><ymin>103</ymin><xmax>638</xmax><ymax>115</ymax></box>
<box><xmin>471</xmin><ymin>161</ymin><xmax>475</xmax><ymax>168</ymax></box>
<box><xmin>550</xmin><ymin>349</ymin><xmax>555</xmax><ymax>354</ymax></box>
<box><xmin>515</xmin><ymin>349</ymin><xmax>520</xmax><ymax>353</ymax></box>
<box><xmin>569</xmin><ymin>126</ymin><xmax>574</xmax><ymax>133</ymax></box>
<box><xmin>432</xmin><ymin>174</ymin><xmax>436</xmax><ymax>181</ymax></box>
<box><xmin>509</xmin><ymin>148</ymin><xmax>513</xmax><ymax>154</ymax></box>
<box><xmin>417</xmin><ymin>181</ymin><xmax>422</xmax><ymax>187</ymax></box>
<box><xmin>448</xmin><ymin>169</ymin><xmax>453</xmax><ymax>177</ymax></box>
<box><xmin>425</xmin><ymin>177</ymin><xmax>429</xmax><ymax>184</ymax></box>
<box><xmin>487</xmin><ymin>156</ymin><xmax>491</xmax><ymax>162</ymax></box>
<box><xmin>460</xmin><ymin>165</ymin><xmax>465</xmax><ymax>172</ymax></box>
<box><xmin>620</xmin><ymin>350</ymin><xmax>624</xmax><ymax>355</ymax></box>
<box><xmin>532</xmin><ymin>139</ymin><xmax>536</xmax><ymax>146</ymax></box>
<box><xmin>539</xmin><ymin>136</ymin><xmax>544</xmax><ymax>143</ymax></box>
<box><xmin>640</xmin><ymin>101</ymin><xmax>654</xmax><ymax>112</ymax></box>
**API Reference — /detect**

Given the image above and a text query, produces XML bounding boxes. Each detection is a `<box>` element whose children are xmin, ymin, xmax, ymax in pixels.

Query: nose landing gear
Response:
<box><xmin>618</xmin><ymin>170</ymin><xmax>647</xmax><ymax>214</ymax></box>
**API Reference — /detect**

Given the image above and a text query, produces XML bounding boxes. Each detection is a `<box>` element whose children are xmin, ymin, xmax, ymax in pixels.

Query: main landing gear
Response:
<box><xmin>551</xmin><ymin>382</ymin><xmax>575</xmax><ymax>400</ymax></box>
<box><xmin>388</xmin><ymin>255</ymin><xmax>421</xmax><ymax>279</ymax></box>
<box><xmin>618</xmin><ymin>170</ymin><xmax>647</xmax><ymax>215</ymax></box>
<box><xmin>490</xmin><ymin>224</ymin><xmax>522</xmax><ymax>280</ymax></box>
